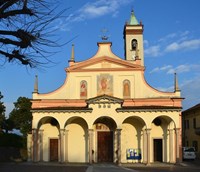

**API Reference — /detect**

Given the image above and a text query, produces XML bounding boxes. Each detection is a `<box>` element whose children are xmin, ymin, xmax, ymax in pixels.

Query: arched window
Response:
<box><xmin>80</xmin><ymin>80</ymin><xmax>87</xmax><ymax>99</ymax></box>
<box><xmin>131</xmin><ymin>39</ymin><xmax>137</xmax><ymax>50</ymax></box>
<box><xmin>123</xmin><ymin>80</ymin><xmax>131</xmax><ymax>98</ymax></box>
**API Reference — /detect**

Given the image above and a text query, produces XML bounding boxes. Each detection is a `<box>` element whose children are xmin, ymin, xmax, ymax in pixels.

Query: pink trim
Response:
<box><xmin>32</xmin><ymin>99</ymin><xmax>87</xmax><ymax>109</ymax></box>
<box><xmin>32</xmin><ymin>97</ymin><xmax>183</xmax><ymax>109</ymax></box>
<box><xmin>123</xmin><ymin>98</ymin><xmax>182</xmax><ymax>107</ymax></box>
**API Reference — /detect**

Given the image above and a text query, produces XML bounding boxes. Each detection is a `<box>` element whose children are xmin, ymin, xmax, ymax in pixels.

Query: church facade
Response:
<box><xmin>28</xmin><ymin>11</ymin><xmax>183</xmax><ymax>164</ymax></box>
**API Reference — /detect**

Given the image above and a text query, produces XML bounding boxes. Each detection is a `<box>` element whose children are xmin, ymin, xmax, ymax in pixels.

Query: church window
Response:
<box><xmin>123</xmin><ymin>80</ymin><xmax>131</xmax><ymax>98</ymax></box>
<box><xmin>80</xmin><ymin>80</ymin><xmax>87</xmax><ymax>99</ymax></box>
<box><xmin>131</xmin><ymin>39</ymin><xmax>137</xmax><ymax>50</ymax></box>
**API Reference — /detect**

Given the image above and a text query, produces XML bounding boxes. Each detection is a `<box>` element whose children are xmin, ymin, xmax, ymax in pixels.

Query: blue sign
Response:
<box><xmin>126</xmin><ymin>148</ymin><xmax>142</xmax><ymax>160</ymax></box>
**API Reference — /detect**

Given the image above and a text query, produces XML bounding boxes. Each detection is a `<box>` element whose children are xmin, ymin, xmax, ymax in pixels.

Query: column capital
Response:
<box><xmin>60</xmin><ymin>128</ymin><xmax>66</xmax><ymax>132</ymax></box>
<box><xmin>146</xmin><ymin>128</ymin><xmax>151</xmax><ymax>134</ymax></box>
<box><xmin>174</xmin><ymin>128</ymin><xmax>181</xmax><ymax>133</ymax></box>
<box><xmin>116</xmin><ymin>128</ymin><xmax>122</xmax><ymax>131</ymax></box>
<box><xmin>32</xmin><ymin>128</ymin><xmax>38</xmax><ymax>132</ymax></box>
<box><xmin>168</xmin><ymin>129</ymin><xmax>174</xmax><ymax>132</ymax></box>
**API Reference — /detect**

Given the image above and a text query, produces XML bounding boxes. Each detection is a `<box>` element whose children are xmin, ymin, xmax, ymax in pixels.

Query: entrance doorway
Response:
<box><xmin>153</xmin><ymin>139</ymin><xmax>163</xmax><ymax>162</ymax></box>
<box><xmin>97</xmin><ymin>131</ymin><xmax>113</xmax><ymax>162</ymax></box>
<box><xmin>50</xmin><ymin>139</ymin><xmax>58</xmax><ymax>161</ymax></box>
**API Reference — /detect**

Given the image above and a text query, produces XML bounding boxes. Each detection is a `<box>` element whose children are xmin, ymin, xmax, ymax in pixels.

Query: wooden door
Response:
<box><xmin>154</xmin><ymin>139</ymin><xmax>163</xmax><ymax>162</ymax></box>
<box><xmin>98</xmin><ymin>131</ymin><xmax>113</xmax><ymax>162</ymax></box>
<box><xmin>50</xmin><ymin>139</ymin><xmax>58</xmax><ymax>161</ymax></box>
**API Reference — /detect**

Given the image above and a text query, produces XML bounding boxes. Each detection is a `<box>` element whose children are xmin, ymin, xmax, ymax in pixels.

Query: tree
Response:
<box><xmin>0</xmin><ymin>0</ymin><xmax>65</xmax><ymax>68</ymax></box>
<box><xmin>0</xmin><ymin>92</ymin><xmax>6</xmax><ymax>132</ymax></box>
<box><xmin>9</xmin><ymin>97</ymin><xmax>32</xmax><ymax>137</ymax></box>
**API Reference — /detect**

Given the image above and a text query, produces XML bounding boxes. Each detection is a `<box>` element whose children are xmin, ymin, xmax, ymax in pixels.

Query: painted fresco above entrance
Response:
<box><xmin>97</xmin><ymin>74</ymin><xmax>113</xmax><ymax>96</ymax></box>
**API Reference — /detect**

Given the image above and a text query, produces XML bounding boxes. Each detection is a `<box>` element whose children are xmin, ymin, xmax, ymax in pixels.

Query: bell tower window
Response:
<box><xmin>131</xmin><ymin>39</ymin><xmax>137</xmax><ymax>50</ymax></box>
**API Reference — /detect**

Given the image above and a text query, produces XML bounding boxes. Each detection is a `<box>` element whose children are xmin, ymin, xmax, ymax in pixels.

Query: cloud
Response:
<box><xmin>81</xmin><ymin>0</ymin><xmax>132</xmax><ymax>18</ymax></box>
<box><xmin>158</xmin><ymin>33</ymin><xmax>177</xmax><ymax>42</ymax></box>
<box><xmin>54</xmin><ymin>0</ymin><xmax>133</xmax><ymax>31</ymax></box>
<box><xmin>144</xmin><ymin>45</ymin><xmax>161</xmax><ymax>57</ymax></box>
<box><xmin>4</xmin><ymin>102</ymin><xmax>14</xmax><ymax>117</ymax></box>
<box><xmin>167</xmin><ymin>65</ymin><xmax>190</xmax><ymax>74</ymax></box>
<box><xmin>150</xmin><ymin>64</ymin><xmax>200</xmax><ymax>74</ymax></box>
<box><xmin>144</xmin><ymin>31</ymin><xmax>200</xmax><ymax>57</ymax></box>
<box><xmin>158</xmin><ymin>31</ymin><xmax>190</xmax><ymax>43</ymax></box>
<box><xmin>165</xmin><ymin>39</ymin><xmax>200</xmax><ymax>52</ymax></box>
<box><xmin>150</xmin><ymin>65</ymin><xmax>172</xmax><ymax>73</ymax></box>
<box><xmin>143</xmin><ymin>40</ymin><xmax>149</xmax><ymax>47</ymax></box>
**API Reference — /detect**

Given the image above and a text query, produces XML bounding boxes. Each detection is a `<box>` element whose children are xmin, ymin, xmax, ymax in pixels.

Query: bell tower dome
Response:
<box><xmin>124</xmin><ymin>10</ymin><xmax>144</xmax><ymax>66</ymax></box>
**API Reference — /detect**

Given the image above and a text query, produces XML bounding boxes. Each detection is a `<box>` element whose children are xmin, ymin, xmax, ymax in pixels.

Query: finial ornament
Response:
<box><xmin>129</xmin><ymin>9</ymin><xmax>139</xmax><ymax>25</ymax></box>
<box><xmin>174</xmin><ymin>73</ymin><xmax>180</xmax><ymax>92</ymax></box>
<box><xmin>70</xmin><ymin>44</ymin><xmax>75</xmax><ymax>61</ymax></box>
<box><xmin>100</xmin><ymin>28</ymin><xmax>109</xmax><ymax>41</ymax></box>
<box><xmin>34</xmin><ymin>75</ymin><xmax>38</xmax><ymax>93</ymax></box>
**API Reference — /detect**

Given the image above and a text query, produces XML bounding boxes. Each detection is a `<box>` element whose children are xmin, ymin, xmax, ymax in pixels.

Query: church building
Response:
<box><xmin>28</xmin><ymin>11</ymin><xmax>183</xmax><ymax>165</ymax></box>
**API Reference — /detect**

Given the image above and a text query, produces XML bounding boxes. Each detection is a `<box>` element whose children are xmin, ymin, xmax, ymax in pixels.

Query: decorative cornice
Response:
<box><xmin>86</xmin><ymin>94</ymin><xmax>123</xmax><ymax>105</ymax></box>
<box><xmin>66</xmin><ymin>56</ymin><xmax>144</xmax><ymax>73</ymax></box>
<box><xmin>31</xmin><ymin>107</ymin><xmax>93</xmax><ymax>113</ymax></box>
<box><xmin>125</xmin><ymin>29</ymin><xmax>143</xmax><ymax>35</ymax></box>
<box><xmin>116</xmin><ymin>106</ymin><xmax>182</xmax><ymax>113</ymax></box>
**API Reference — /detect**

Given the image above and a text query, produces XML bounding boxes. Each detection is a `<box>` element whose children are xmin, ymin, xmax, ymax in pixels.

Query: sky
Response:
<box><xmin>1</xmin><ymin>0</ymin><xmax>200</xmax><ymax>116</ymax></box>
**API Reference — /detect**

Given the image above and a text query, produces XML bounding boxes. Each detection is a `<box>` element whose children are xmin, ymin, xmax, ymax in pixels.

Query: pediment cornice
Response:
<box><xmin>86</xmin><ymin>94</ymin><xmax>123</xmax><ymax>105</ymax></box>
<box><xmin>66</xmin><ymin>56</ymin><xmax>144</xmax><ymax>72</ymax></box>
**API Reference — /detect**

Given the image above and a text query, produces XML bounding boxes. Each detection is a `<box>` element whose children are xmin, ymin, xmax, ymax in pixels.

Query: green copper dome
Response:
<box><xmin>129</xmin><ymin>10</ymin><xmax>139</xmax><ymax>25</ymax></box>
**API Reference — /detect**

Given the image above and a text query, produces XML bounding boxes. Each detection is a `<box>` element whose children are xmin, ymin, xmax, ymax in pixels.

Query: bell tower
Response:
<box><xmin>124</xmin><ymin>10</ymin><xmax>144</xmax><ymax>66</ymax></box>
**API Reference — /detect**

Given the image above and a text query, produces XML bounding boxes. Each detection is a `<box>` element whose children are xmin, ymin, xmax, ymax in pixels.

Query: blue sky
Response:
<box><xmin>1</xmin><ymin>0</ymin><xmax>200</xmax><ymax>115</ymax></box>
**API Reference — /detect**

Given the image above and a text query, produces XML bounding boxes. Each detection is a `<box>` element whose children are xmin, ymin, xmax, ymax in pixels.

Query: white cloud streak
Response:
<box><xmin>54</xmin><ymin>0</ymin><xmax>133</xmax><ymax>31</ymax></box>
<box><xmin>144</xmin><ymin>45</ymin><xmax>161</xmax><ymax>57</ymax></box>
<box><xmin>165</xmin><ymin>39</ymin><xmax>200</xmax><ymax>52</ymax></box>
<box><xmin>144</xmin><ymin>31</ymin><xmax>200</xmax><ymax>57</ymax></box>
<box><xmin>150</xmin><ymin>64</ymin><xmax>200</xmax><ymax>74</ymax></box>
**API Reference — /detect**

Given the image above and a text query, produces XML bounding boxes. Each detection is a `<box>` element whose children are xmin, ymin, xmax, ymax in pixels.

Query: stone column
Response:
<box><xmin>146</xmin><ymin>128</ymin><xmax>151</xmax><ymax>165</ymax></box>
<box><xmin>116</xmin><ymin>128</ymin><xmax>122</xmax><ymax>165</ymax></box>
<box><xmin>175</xmin><ymin>128</ymin><xmax>181</xmax><ymax>163</ymax></box>
<box><xmin>88</xmin><ymin>129</ymin><xmax>94</xmax><ymax>164</ymax></box>
<box><xmin>32</xmin><ymin>128</ymin><xmax>38</xmax><ymax>162</ymax></box>
<box><xmin>65</xmin><ymin>130</ymin><xmax>69</xmax><ymax>162</ymax></box>
<box><xmin>60</xmin><ymin>129</ymin><xmax>65</xmax><ymax>163</ymax></box>
<box><xmin>39</xmin><ymin>130</ymin><xmax>44</xmax><ymax>161</ymax></box>
<box><xmin>169</xmin><ymin>129</ymin><xmax>174</xmax><ymax>163</ymax></box>
<box><xmin>143</xmin><ymin>129</ymin><xmax>147</xmax><ymax>164</ymax></box>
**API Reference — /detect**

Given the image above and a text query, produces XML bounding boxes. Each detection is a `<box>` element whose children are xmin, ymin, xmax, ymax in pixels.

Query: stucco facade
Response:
<box><xmin>28</xmin><ymin>11</ymin><xmax>183</xmax><ymax>164</ymax></box>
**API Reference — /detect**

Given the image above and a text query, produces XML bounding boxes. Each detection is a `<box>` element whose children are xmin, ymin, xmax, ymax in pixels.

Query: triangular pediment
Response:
<box><xmin>86</xmin><ymin>94</ymin><xmax>123</xmax><ymax>105</ymax></box>
<box><xmin>66</xmin><ymin>56</ymin><xmax>144</xmax><ymax>72</ymax></box>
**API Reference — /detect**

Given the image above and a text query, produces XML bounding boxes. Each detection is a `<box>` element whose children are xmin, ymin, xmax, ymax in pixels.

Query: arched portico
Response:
<box><xmin>150</xmin><ymin>115</ymin><xmax>177</xmax><ymax>163</ymax></box>
<box><xmin>121</xmin><ymin>116</ymin><xmax>146</xmax><ymax>163</ymax></box>
<box><xmin>90</xmin><ymin>116</ymin><xmax>118</xmax><ymax>163</ymax></box>
<box><xmin>64</xmin><ymin>116</ymin><xmax>89</xmax><ymax>163</ymax></box>
<box><xmin>32</xmin><ymin>116</ymin><xmax>60</xmax><ymax>162</ymax></box>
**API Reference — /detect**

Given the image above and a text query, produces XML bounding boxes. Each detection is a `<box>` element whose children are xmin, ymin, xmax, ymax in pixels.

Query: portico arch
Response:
<box><xmin>37</xmin><ymin>116</ymin><xmax>60</xmax><ymax>162</ymax></box>
<box><xmin>121</xmin><ymin>116</ymin><xmax>146</xmax><ymax>163</ymax></box>
<box><xmin>65</xmin><ymin>116</ymin><xmax>88</xmax><ymax>163</ymax></box>
<box><xmin>150</xmin><ymin>115</ymin><xmax>176</xmax><ymax>163</ymax></box>
<box><xmin>92</xmin><ymin>116</ymin><xmax>117</xmax><ymax>163</ymax></box>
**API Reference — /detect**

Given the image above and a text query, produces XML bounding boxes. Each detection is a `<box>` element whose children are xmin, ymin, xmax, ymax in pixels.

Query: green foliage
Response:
<box><xmin>0</xmin><ymin>133</ymin><xmax>23</xmax><ymax>148</ymax></box>
<box><xmin>9</xmin><ymin>97</ymin><xmax>32</xmax><ymax>137</ymax></box>
<box><xmin>0</xmin><ymin>92</ymin><xmax>6</xmax><ymax>132</ymax></box>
